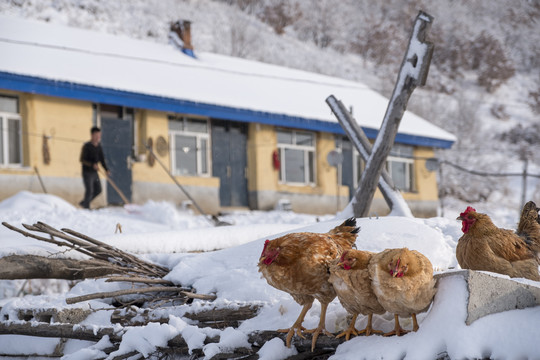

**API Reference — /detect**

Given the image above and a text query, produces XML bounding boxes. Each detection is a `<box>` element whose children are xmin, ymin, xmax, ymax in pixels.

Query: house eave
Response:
<box><xmin>0</xmin><ymin>71</ymin><xmax>454</xmax><ymax>149</ymax></box>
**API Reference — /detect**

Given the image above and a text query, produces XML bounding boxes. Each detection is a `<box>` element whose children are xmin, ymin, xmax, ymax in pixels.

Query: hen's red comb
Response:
<box><xmin>339</xmin><ymin>251</ymin><xmax>349</xmax><ymax>262</ymax></box>
<box><xmin>460</xmin><ymin>206</ymin><xmax>476</xmax><ymax>218</ymax></box>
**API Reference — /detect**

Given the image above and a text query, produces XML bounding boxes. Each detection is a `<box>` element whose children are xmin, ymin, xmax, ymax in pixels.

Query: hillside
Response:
<box><xmin>1</xmin><ymin>0</ymin><xmax>540</xmax><ymax>220</ymax></box>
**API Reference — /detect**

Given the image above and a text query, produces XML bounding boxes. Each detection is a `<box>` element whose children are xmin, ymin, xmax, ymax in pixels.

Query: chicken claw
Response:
<box><xmin>336</xmin><ymin>314</ymin><xmax>359</xmax><ymax>340</ymax></box>
<box><xmin>305</xmin><ymin>325</ymin><xmax>333</xmax><ymax>351</ymax></box>
<box><xmin>303</xmin><ymin>303</ymin><xmax>333</xmax><ymax>351</ymax></box>
<box><xmin>337</xmin><ymin>314</ymin><xmax>382</xmax><ymax>340</ymax></box>
<box><xmin>384</xmin><ymin>314</ymin><xmax>409</xmax><ymax>336</ymax></box>
<box><xmin>277</xmin><ymin>303</ymin><xmax>311</xmax><ymax>348</ymax></box>
<box><xmin>277</xmin><ymin>325</ymin><xmax>307</xmax><ymax>347</ymax></box>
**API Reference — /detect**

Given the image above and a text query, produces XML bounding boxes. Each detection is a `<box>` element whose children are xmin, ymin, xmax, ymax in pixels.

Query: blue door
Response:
<box><xmin>211</xmin><ymin>120</ymin><xmax>248</xmax><ymax>207</ymax></box>
<box><xmin>101</xmin><ymin>118</ymin><xmax>132</xmax><ymax>205</ymax></box>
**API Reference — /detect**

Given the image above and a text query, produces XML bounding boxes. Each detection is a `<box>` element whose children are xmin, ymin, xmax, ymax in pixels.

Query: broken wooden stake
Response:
<box><xmin>349</xmin><ymin>11</ymin><xmax>434</xmax><ymax>217</ymax></box>
<box><xmin>326</xmin><ymin>95</ymin><xmax>413</xmax><ymax>217</ymax></box>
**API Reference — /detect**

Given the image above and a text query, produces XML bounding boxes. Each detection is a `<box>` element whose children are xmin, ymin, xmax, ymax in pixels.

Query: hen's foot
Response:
<box><xmin>277</xmin><ymin>325</ymin><xmax>307</xmax><ymax>348</ymax></box>
<box><xmin>336</xmin><ymin>326</ymin><xmax>359</xmax><ymax>341</ymax></box>
<box><xmin>305</xmin><ymin>326</ymin><xmax>334</xmax><ymax>351</ymax></box>
<box><xmin>384</xmin><ymin>314</ymin><xmax>409</xmax><ymax>336</ymax></box>
<box><xmin>358</xmin><ymin>325</ymin><xmax>384</xmax><ymax>336</ymax></box>
<box><xmin>383</xmin><ymin>327</ymin><xmax>409</xmax><ymax>337</ymax></box>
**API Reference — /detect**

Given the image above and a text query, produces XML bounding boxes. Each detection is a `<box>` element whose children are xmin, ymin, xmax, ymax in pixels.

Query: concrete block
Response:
<box><xmin>435</xmin><ymin>270</ymin><xmax>540</xmax><ymax>325</ymax></box>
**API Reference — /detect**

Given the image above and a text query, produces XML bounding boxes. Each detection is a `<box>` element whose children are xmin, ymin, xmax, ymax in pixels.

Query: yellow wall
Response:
<box><xmin>247</xmin><ymin>123</ymin><xmax>277</xmax><ymax>192</ymax></box>
<box><xmin>247</xmin><ymin>123</ymin><xmax>348</xmax><ymax>196</ymax></box>
<box><xmin>25</xmin><ymin>94</ymin><xmax>92</xmax><ymax>177</ymax></box>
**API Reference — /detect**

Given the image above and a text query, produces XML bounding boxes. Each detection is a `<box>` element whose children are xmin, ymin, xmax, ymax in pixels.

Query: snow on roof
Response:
<box><xmin>0</xmin><ymin>15</ymin><xmax>455</xmax><ymax>147</ymax></box>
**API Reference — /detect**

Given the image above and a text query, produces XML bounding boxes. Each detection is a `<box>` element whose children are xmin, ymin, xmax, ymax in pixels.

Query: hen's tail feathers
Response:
<box><xmin>328</xmin><ymin>217</ymin><xmax>360</xmax><ymax>248</ymax></box>
<box><xmin>328</xmin><ymin>217</ymin><xmax>359</xmax><ymax>234</ymax></box>
<box><xmin>516</xmin><ymin>201</ymin><xmax>540</xmax><ymax>253</ymax></box>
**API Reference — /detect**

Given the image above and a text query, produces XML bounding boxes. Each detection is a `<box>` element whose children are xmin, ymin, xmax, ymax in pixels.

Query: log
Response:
<box><xmin>0</xmin><ymin>321</ymin><xmax>340</xmax><ymax>357</ymax></box>
<box><xmin>66</xmin><ymin>286</ymin><xmax>217</xmax><ymax>304</ymax></box>
<box><xmin>0</xmin><ymin>254</ymin><xmax>124</xmax><ymax>280</ymax></box>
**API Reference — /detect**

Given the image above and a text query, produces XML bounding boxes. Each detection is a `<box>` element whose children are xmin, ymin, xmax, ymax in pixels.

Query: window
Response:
<box><xmin>0</xmin><ymin>95</ymin><xmax>22</xmax><ymax>166</ymax></box>
<box><xmin>337</xmin><ymin>138</ymin><xmax>415</xmax><ymax>193</ymax></box>
<box><xmin>168</xmin><ymin>116</ymin><xmax>210</xmax><ymax>176</ymax></box>
<box><xmin>277</xmin><ymin>129</ymin><xmax>315</xmax><ymax>185</ymax></box>
<box><xmin>386</xmin><ymin>144</ymin><xmax>416</xmax><ymax>192</ymax></box>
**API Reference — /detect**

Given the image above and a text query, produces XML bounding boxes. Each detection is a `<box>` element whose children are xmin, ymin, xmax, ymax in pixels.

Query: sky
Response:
<box><xmin>1</xmin><ymin>191</ymin><xmax>539</xmax><ymax>359</ymax></box>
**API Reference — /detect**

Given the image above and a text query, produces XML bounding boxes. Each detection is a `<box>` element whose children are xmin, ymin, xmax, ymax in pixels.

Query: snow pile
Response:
<box><xmin>0</xmin><ymin>192</ymin><xmax>539</xmax><ymax>359</ymax></box>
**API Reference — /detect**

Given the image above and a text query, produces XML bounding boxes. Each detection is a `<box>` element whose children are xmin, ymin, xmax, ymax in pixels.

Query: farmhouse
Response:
<box><xmin>0</xmin><ymin>16</ymin><xmax>455</xmax><ymax>216</ymax></box>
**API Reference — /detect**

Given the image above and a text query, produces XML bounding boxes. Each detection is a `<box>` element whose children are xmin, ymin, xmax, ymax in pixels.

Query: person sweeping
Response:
<box><xmin>79</xmin><ymin>126</ymin><xmax>110</xmax><ymax>209</ymax></box>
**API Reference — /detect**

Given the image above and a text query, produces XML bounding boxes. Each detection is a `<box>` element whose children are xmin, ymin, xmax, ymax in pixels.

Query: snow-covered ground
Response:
<box><xmin>0</xmin><ymin>191</ymin><xmax>539</xmax><ymax>359</ymax></box>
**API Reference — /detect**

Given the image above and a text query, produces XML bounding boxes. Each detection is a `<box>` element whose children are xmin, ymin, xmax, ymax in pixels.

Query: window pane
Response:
<box><xmin>7</xmin><ymin>118</ymin><xmax>21</xmax><ymax>164</ymax></box>
<box><xmin>186</xmin><ymin>118</ymin><xmax>208</xmax><ymax>133</ymax></box>
<box><xmin>0</xmin><ymin>96</ymin><xmax>18</xmax><ymax>113</ymax></box>
<box><xmin>175</xmin><ymin>135</ymin><xmax>197</xmax><ymax>175</ymax></box>
<box><xmin>284</xmin><ymin>148</ymin><xmax>305</xmax><ymax>183</ymax></box>
<box><xmin>296</xmin><ymin>132</ymin><xmax>313</xmax><ymax>146</ymax></box>
<box><xmin>390</xmin><ymin>144</ymin><xmax>413</xmax><ymax>157</ymax></box>
<box><xmin>168</xmin><ymin>118</ymin><xmax>183</xmax><ymax>131</ymax></box>
<box><xmin>200</xmin><ymin>138</ymin><xmax>208</xmax><ymax>174</ymax></box>
<box><xmin>308</xmin><ymin>151</ymin><xmax>314</xmax><ymax>183</ymax></box>
<box><xmin>408</xmin><ymin>163</ymin><xmax>415</xmax><ymax>191</ymax></box>
<box><xmin>0</xmin><ymin>117</ymin><xmax>4</xmax><ymax>164</ymax></box>
<box><xmin>277</xmin><ymin>130</ymin><xmax>292</xmax><ymax>144</ymax></box>
<box><xmin>390</xmin><ymin>161</ymin><xmax>407</xmax><ymax>190</ymax></box>
<box><xmin>100</xmin><ymin>104</ymin><xmax>122</xmax><ymax>119</ymax></box>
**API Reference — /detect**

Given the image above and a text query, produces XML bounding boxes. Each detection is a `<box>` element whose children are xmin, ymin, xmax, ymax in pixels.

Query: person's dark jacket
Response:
<box><xmin>80</xmin><ymin>142</ymin><xmax>108</xmax><ymax>173</ymax></box>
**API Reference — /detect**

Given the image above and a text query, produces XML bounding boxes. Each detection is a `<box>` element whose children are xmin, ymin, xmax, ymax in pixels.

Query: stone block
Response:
<box><xmin>435</xmin><ymin>269</ymin><xmax>540</xmax><ymax>325</ymax></box>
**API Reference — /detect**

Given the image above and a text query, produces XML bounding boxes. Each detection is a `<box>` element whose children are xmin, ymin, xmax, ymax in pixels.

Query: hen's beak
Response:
<box><xmin>392</xmin><ymin>258</ymin><xmax>401</xmax><ymax>278</ymax></box>
<box><xmin>456</xmin><ymin>215</ymin><xmax>464</xmax><ymax>221</ymax></box>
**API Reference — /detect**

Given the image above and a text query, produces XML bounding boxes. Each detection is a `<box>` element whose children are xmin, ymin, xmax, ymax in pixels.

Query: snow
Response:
<box><xmin>0</xmin><ymin>191</ymin><xmax>539</xmax><ymax>359</ymax></box>
<box><xmin>0</xmin><ymin>15</ymin><xmax>456</xmax><ymax>144</ymax></box>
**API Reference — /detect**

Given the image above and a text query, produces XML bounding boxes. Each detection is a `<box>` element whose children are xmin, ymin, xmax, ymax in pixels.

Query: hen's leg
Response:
<box><xmin>304</xmin><ymin>302</ymin><xmax>334</xmax><ymax>351</ymax></box>
<box><xmin>277</xmin><ymin>301</ymin><xmax>312</xmax><ymax>348</ymax></box>
<box><xmin>358</xmin><ymin>313</ymin><xmax>383</xmax><ymax>336</ymax></box>
<box><xmin>412</xmin><ymin>313</ymin><xmax>419</xmax><ymax>332</ymax></box>
<box><xmin>336</xmin><ymin>313</ymin><xmax>359</xmax><ymax>341</ymax></box>
<box><xmin>384</xmin><ymin>314</ymin><xmax>409</xmax><ymax>336</ymax></box>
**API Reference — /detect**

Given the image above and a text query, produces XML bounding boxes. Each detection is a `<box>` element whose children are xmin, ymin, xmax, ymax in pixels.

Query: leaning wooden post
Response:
<box><xmin>351</xmin><ymin>11</ymin><xmax>434</xmax><ymax>217</ymax></box>
<box><xmin>326</xmin><ymin>96</ymin><xmax>412</xmax><ymax>217</ymax></box>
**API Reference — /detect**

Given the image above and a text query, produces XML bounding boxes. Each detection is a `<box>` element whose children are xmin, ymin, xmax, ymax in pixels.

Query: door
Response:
<box><xmin>101</xmin><ymin>118</ymin><xmax>132</xmax><ymax>205</ymax></box>
<box><xmin>211</xmin><ymin>120</ymin><xmax>248</xmax><ymax>207</ymax></box>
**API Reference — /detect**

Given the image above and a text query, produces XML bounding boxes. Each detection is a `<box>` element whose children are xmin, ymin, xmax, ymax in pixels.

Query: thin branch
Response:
<box><xmin>105</xmin><ymin>277</ymin><xmax>174</xmax><ymax>285</ymax></box>
<box><xmin>66</xmin><ymin>286</ymin><xmax>217</xmax><ymax>304</ymax></box>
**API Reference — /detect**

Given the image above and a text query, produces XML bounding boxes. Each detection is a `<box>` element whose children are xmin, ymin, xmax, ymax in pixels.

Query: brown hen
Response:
<box><xmin>258</xmin><ymin>218</ymin><xmax>359</xmax><ymax>350</ymax></box>
<box><xmin>456</xmin><ymin>201</ymin><xmax>540</xmax><ymax>281</ymax></box>
<box><xmin>369</xmin><ymin>248</ymin><xmax>436</xmax><ymax>336</ymax></box>
<box><xmin>328</xmin><ymin>249</ymin><xmax>385</xmax><ymax>340</ymax></box>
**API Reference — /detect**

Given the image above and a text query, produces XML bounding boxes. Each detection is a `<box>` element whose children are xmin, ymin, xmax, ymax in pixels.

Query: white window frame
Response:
<box><xmin>0</xmin><ymin>98</ymin><xmax>23</xmax><ymax>167</ymax></box>
<box><xmin>386</xmin><ymin>155</ymin><xmax>415</xmax><ymax>192</ymax></box>
<box><xmin>277</xmin><ymin>129</ymin><xmax>316</xmax><ymax>186</ymax></box>
<box><xmin>168</xmin><ymin>116</ymin><xmax>210</xmax><ymax>177</ymax></box>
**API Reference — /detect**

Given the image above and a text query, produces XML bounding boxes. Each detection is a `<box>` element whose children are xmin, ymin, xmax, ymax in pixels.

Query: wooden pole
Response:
<box><xmin>98</xmin><ymin>167</ymin><xmax>130</xmax><ymax>205</ymax></box>
<box><xmin>33</xmin><ymin>166</ymin><xmax>47</xmax><ymax>194</ymax></box>
<box><xmin>350</xmin><ymin>11</ymin><xmax>434</xmax><ymax>217</ymax></box>
<box><xmin>145</xmin><ymin>143</ymin><xmax>218</xmax><ymax>226</ymax></box>
<box><xmin>326</xmin><ymin>96</ymin><xmax>412</xmax><ymax>217</ymax></box>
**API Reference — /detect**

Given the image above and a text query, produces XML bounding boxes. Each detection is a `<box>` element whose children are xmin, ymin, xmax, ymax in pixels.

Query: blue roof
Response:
<box><xmin>0</xmin><ymin>71</ymin><xmax>454</xmax><ymax>149</ymax></box>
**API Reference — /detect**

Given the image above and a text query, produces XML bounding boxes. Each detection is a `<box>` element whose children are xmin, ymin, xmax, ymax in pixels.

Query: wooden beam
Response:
<box><xmin>351</xmin><ymin>11</ymin><xmax>434</xmax><ymax>217</ymax></box>
<box><xmin>326</xmin><ymin>95</ymin><xmax>412</xmax><ymax>217</ymax></box>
